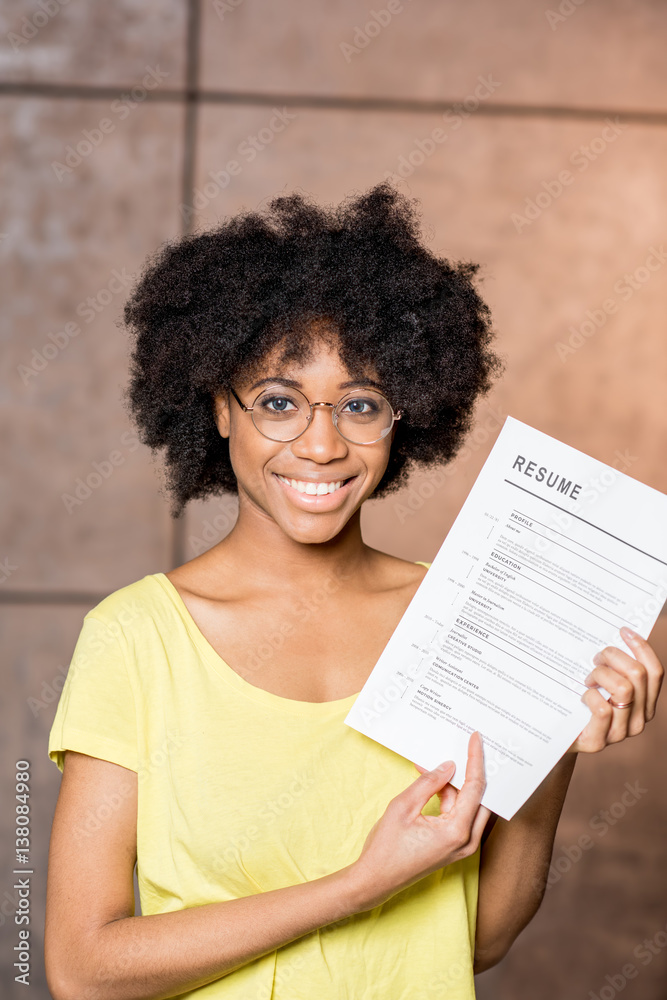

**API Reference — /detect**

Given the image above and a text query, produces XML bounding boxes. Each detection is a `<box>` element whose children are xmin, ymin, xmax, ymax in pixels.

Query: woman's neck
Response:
<box><xmin>204</xmin><ymin>492</ymin><xmax>375</xmax><ymax>593</ymax></box>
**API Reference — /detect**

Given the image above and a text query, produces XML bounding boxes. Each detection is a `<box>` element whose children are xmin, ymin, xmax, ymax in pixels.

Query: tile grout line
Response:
<box><xmin>0</xmin><ymin>591</ymin><xmax>115</xmax><ymax>605</ymax></box>
<box><xmin>0</xmin><ymin>81</ymin><xmax>666</xmax><ymax>125</ymax></box>
<box><xmin>169</xmin><ymin>0</ymin><xmax>201</xmax><ymax>572</ymax></box>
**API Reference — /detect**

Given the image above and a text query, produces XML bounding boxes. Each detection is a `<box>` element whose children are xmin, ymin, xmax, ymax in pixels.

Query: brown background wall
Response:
<box><xmin>1</xmin><ymin>1</ymin><xmax>666</xmax><ymax>997</ymax></box>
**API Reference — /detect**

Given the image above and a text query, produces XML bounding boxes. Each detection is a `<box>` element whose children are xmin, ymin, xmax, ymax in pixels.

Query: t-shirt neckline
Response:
<box><xmin>151</xmin><ymin>565</ymin><xmax>429</xmax><ymax>716</ymax></box>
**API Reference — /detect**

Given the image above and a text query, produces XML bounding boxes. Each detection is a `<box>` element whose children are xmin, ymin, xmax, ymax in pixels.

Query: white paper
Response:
<box><xmin>345</xmin><ymin>416</ymin><xmax>667</xmax><ymax>819</ymax></box>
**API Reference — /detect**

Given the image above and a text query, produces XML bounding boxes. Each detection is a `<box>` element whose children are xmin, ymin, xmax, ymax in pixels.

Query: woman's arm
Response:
<box><xmin>45</xmin><ymin>751</ymin><xmax>364</xmax><ymax>1000</ymax></box>
<box><xmin>473</xmin><ymin>626</ymin><xmax>664</xmax><ymax>973</ymax></box>
<box><xmin>46</xmin><ymin>736</ymin><xmax>489</xmax><ymax>1000</ymax></box>
<box><xmin>473</xmin><ymin>752</ymin><xmax>577</xmax><ymax>972</ymax></box>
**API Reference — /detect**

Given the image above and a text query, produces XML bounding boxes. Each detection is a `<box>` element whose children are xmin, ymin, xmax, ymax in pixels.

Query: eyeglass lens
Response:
<box><xmin>252</xmin><ymin>384</ymin><xmax>395</xmax><ymax>443</ymax></box>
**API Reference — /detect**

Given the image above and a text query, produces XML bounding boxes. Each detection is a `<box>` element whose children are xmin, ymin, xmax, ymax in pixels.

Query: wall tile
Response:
<box><xmin>1</xmin><ymin>96</ymin><xmax>184</xmax><ymax>592</ymax></box>
<box><xmin>0</xmin><ymin>0</ymin><xmax>186</xmax><ymax>88</ymax></box>
<box><xmin>200</xmin><ymin>0</ymin><xmax>667</xmax><ymax>113</ymax></box>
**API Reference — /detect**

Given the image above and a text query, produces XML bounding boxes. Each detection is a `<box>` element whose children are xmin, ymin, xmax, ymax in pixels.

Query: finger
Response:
<box><xmin>439</xmin><ymin>783</ymin><xmax>458</xmax><ymax>817</ymax></box>
<box><xmin>468</xmin><ymin>804</ymin><xmax>493</xmax><ymax>850</ymax></box>
<box><xmin>411</xmin><ymin>760</ymin><xmax>458</xmax><ymax>814</ymax></box>
<box><xmin>450</xmin><ymin>731</ymin><xmax>487</xmax><ymax>821</ymax></box>
<box><xmin>401</xmin><ymin>761</ymin><xmax>456</xmax><ymax>820</ymax></box>
<box><xmin>577</xmin><ymin>686</ymin><xmax>614</xmax><ymax>751</ymax></box>
<box><xmin>619</xmin><ymin>627</ymin><xmax>665</xmax><ymax>720</ymax></box>
<box><xmin>436</xmin><ymin>802</ymin><xmax>492</xmax><ymax>859</ymax></box>
<box><xmin>593</xmin><ymin>646</ymin><xmax>648</xmax><ymax>704</ymax></box>
<box><xmin>585</xmin><ymin>660</ymin><xmax>644</xmax><ymax>738</ymax></box>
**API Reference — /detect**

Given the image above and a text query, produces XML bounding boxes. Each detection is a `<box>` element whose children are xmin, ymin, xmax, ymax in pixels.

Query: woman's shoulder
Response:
<box><xmin>82</xmin><ymin>573</ymin><xmax>166</xmax><ymax>631</ymax></box>
<box><xmin>162</xmin><ymin>557</ymin><xmax>237</xmax><ymax>609</ymax></box>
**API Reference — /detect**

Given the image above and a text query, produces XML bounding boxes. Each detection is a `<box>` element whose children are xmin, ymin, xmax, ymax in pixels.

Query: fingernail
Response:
<box><xmin>435</xmin><ymin>760</ymin><xmax>455</xmax><ymax>772</ymax></box>
<box><xmin>620</xmin><ymin>626</ymin><xmax>640</xmax><ymax>643</ymax></box>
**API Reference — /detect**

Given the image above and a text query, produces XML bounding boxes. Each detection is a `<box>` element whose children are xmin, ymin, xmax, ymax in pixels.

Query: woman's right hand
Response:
<box><xmin>351</xmin><ymin>731</ymin><xmax>491</xmax><ymax>911</ymax></box>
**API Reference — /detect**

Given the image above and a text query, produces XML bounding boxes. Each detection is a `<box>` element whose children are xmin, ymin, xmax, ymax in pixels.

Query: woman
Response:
<box><xmin>45</xmin><ymin>183</ymin><xmax>663</xmax><ymax>1000</ymax></box>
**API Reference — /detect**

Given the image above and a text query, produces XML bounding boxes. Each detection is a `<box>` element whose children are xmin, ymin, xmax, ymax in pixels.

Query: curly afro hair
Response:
<box><xmin>121</xmin><ymin>181</ymin><xmax>504</xmax><ymax>519</ymax></box>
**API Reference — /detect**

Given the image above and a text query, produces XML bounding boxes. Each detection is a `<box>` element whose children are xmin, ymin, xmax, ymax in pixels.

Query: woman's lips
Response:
<box><xmin>275</xmin><ymin>474</ymin><xmax>352</xmax><ymax>495</ymax></box>
<box><xmin>273</xmin><ymin>472</ymin><xmax>357</xmax><ymax>508</ymax></box>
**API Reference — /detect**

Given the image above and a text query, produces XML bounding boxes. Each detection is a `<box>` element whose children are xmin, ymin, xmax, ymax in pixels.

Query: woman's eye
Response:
<box><xmin>262</xmin><ymin>395</ymin><xmax>298</xmax><ymax>412</ymax></box>
<box><xmin>343</xmin><ymin>398</ymin><xmax>377</xmax><ymax>415</ymax></box>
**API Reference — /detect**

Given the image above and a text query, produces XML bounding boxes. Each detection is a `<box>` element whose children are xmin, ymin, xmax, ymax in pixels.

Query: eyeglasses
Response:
<box><xmin>229</xmin><ymin>383</ymin><xmax>403</xmax><ymax>445</ymax></box>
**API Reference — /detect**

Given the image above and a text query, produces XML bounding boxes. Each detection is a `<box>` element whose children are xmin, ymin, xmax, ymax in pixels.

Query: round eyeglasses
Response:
<box><xmin>229</xmin><ymin>383</ymin><xmax>403</xmax><ymax>445</ymax></box>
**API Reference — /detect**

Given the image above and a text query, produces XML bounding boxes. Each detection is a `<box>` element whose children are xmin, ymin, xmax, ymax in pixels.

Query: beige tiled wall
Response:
<box><xmin>1</xmin><ymin>2</ymin><xmax>666</xmax><ymax>997</ymax></box>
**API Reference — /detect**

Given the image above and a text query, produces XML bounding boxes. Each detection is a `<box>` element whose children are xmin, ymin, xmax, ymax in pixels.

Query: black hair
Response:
<box><xmin>121</xmin><ymin>181</ymin><xmax>504</xmax><ymax>518</ymax></box>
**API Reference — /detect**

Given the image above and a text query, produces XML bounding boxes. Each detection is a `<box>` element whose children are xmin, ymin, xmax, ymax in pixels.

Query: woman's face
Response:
<box><xmin>213</xmin><ymin>335</ymin><xmax>397</xmax><ymax>545</ymax></box>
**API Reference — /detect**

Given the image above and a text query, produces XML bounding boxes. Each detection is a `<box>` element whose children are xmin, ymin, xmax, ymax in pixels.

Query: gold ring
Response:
<box><xmin>609</xmin><ymin>699</ymin><xmax>634</xmax><ymax>709</ymax></box>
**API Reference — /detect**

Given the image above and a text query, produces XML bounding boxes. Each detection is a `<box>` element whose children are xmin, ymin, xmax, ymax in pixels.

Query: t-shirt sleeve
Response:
<box><xmin>48</xmin><ymin>613</ymin><xmax>138</xmax><ymax>774</ymax></box>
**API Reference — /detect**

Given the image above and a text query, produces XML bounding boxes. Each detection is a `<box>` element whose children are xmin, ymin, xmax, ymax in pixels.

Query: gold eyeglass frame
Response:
<box><xmin>228</xmin><ymin>384</ymin><xmax>403</xmax><ymax>445</ymax></box>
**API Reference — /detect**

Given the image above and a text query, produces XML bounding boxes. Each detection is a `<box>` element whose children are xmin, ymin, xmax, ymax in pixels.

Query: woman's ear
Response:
<box><xmin>213</xmin><ymin>393</ymin><xmax>231</xmax><ymax>439</ymax></box>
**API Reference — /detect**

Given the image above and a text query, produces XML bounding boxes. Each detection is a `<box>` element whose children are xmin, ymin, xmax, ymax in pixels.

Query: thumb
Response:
<box><xmin>412</xmin><ymin>760</ymin><xmax>454</xmax><ymax>775</ymax></box>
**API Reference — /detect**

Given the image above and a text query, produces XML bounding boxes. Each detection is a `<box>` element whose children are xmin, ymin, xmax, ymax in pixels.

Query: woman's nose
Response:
<box><xmin>289</xmin><ymin>403</ymin><xmax>349</xmax><ymax>461</ymax></box>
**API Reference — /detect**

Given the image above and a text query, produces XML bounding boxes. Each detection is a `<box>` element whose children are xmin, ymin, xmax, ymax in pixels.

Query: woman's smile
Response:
<box><xmin>272</xmin><ymin>471</ymin><xmax>358</xmax><ymax>508</ymax></box>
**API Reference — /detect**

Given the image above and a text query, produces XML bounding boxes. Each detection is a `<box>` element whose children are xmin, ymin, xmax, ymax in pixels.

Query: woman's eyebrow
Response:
<box><xmin>247</xmin><ymin>376</ymin><xmax>384</xmax><ymax>391</ymax></box>
<box><xmin>248</xmin><ymin>376</ymin><xmax>300</xmax><ymax>390</ymax></box>
<box><xmin>338</xmin><ymin>378</ymin><xmax>384</xmax><ymax>390</ymax></box>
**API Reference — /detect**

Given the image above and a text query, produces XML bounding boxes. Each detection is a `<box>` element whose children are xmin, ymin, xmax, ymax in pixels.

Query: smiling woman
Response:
<box><xmin>44</xmin><ymin>182</ymin><xmax>664</xmax><ymax>1000</ymax></box>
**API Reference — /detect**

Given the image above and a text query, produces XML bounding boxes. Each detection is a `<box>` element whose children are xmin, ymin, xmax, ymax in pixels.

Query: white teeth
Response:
<box><xmin>277</xmin><ymin>474</ymin><xmax>348</xmax><ymax>495</ymax></box>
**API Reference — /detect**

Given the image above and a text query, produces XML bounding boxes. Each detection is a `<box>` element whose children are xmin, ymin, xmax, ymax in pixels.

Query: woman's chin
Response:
<box><xmin>277</xmin><ymin>512</ymin><xmax>352</xmax><ymax>546</ymax></box>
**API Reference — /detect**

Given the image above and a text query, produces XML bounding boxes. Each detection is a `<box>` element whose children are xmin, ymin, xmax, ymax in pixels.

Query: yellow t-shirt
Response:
<box><xmin>48</xmin><ymin>567</ymin><xmax>480</xmax><ymax>999</ymax></box>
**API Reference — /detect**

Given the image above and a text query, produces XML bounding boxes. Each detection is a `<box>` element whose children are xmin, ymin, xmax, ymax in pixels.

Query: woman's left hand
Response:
<box><xmin>568</xmin><ymin>625</ymin><xmax>664</xmax><ymax>753</ymax></box>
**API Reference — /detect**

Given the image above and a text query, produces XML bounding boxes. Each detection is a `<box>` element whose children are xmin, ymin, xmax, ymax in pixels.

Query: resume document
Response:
<box><xmin>345</xmin><ymin>417</ymin><xmax>667</xmax><ymax>819</ymax></box>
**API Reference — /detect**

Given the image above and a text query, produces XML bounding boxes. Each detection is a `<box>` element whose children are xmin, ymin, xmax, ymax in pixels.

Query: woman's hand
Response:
<box><xmin>351</xmin><ymin>731</ymin><xmax>491</xmax><ymax>912</ymax></box>
<box><xmin>569</xmin><ymin>625</ymin><xmax>664</xmax><ymax>753</ymax></box>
